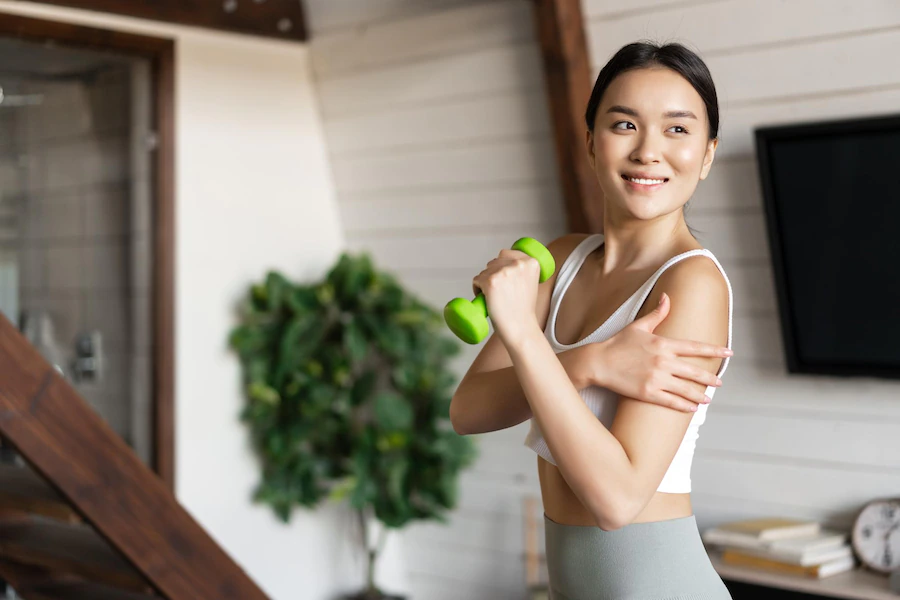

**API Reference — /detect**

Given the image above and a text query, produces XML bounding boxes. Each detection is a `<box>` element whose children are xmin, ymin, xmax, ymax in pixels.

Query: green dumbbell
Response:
<box><xmin>444</xmin><ymin>237</ymin><xmax>556</xmax><ymax>345</ymax></box>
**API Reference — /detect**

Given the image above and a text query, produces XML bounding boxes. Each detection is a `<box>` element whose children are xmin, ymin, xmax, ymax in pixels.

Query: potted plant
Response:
<box><xmin>228</xmin><ymin>252</ymin><xmax>478</xmax><ymax>600</ymax></box>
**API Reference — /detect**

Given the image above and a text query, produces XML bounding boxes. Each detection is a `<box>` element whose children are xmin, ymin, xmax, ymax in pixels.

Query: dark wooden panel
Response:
<box><xmin>28</xmin><ymin>0</ymin><xmax>307</xmax><ymax>42</ymax></box>
<box><xmin>0</xmin><ymin>464</ymin><xmax>81</xmax><ymax>523</ymax></box>
<box><xmin>532</xmin><ymin>0</ymin><xmax>604</xmax><ymax>234</ymax></box>
<box><xmin>0</xmin><ymin>558</ymin><xmax>163</xmax><ymax>600</ymax></box>
<box><xmin>21</xmin><ymin>582</ymin><xmax>163</xmax><ymax>600</ymax></box>
<box><xmin>725</xmin><ymin>579</ymin><xmax>845</xmax><ymax>600</ymax></box>
<box><xmin>0</xmin><ymin>517</ymin><xmax>150</xmax><ymax>592</ymax></box>
<box><xmin>152</xmin><ymin>34</ymin><xmax>176</xmax><ymax>493</ymax></box>
<box><xmin>0</xmin><ymin>314</ymin><xmax>270</xmax><ymax>600</ymax></box>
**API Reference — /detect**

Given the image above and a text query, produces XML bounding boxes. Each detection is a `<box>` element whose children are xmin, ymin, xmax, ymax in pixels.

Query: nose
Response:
<box><xmin>630</xmin><ymin>132</ymin><xmax>661</xmax><ymax>164</ymax></box>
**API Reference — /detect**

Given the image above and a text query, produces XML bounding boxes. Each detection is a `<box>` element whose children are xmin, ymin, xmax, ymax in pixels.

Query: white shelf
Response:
<box><xmin>710</xmin><ymin>553</ymin><xmax>898</xmax><ymax>600</ymax></box>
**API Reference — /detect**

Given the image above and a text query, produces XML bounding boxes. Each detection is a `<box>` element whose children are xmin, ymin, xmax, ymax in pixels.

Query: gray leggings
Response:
<box><xmin>544</xmin><ymin>513</ymin><xmax>733</xmax><ymax>600</ymax></box>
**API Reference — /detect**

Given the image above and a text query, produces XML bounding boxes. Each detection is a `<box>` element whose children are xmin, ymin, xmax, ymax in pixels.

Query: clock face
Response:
<box><xmin>852</xmin><ymin>499</ymin><xmax>900</xmax><ymax>573</ymax></box>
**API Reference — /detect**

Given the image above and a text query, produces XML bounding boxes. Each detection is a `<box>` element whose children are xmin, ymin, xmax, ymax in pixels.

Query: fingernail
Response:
<box><xmin>703</xmin><ymin>395</ymin><xmax>712</xmax><ymax>404</ymax></box>
<box><xmin>691</xmin><ymin>405</ymin><xmax>698</xmax><ymax>412</ymax></box>
<box><xmin>723</xmin><ymin>349</ymin><xmax>734</xmax><ymax>356</ymax></box>
<box><xmin>716</xmin><ymin>378</ymin><xmax>722</xmax><ymax>386</ymax></box>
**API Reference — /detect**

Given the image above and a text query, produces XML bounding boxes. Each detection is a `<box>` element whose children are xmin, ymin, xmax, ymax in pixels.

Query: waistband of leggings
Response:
<box><xmin>543</xmin><ymin>512</ymin><xmax>697</xmax><ymax>531</ymax></box>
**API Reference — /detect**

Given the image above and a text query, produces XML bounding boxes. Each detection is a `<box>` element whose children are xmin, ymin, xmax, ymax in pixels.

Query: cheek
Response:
<box><xmin>671</xmin><ymin>142</ymin><xmax>708</xmax><ymax>174</ymax></box>
<box><xmin>593</xmin><ymin>135</ymin><xmax>624</xmax><ymax>171</ymax></box>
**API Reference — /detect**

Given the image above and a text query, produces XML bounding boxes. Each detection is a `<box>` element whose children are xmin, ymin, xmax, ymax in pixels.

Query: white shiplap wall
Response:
<box><xmin>307</xmin><ymin>1</ymin><xmax>560</xmax><ymax>597</ymax></box>
<box><xmin>308</xmin><ymin>0</ymin><xmax>900</xmax><ymax>598</ymax></box>
<box><xmin>581</xmin><ymin>0</ymin><xmax>900</xmax><ymax>533</ymax></box>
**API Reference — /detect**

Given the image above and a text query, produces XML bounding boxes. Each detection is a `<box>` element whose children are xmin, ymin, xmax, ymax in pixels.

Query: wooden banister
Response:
<box><xmin>0</xmin><ymin>313</ymin><xmax>270</xmax><ymax>600</ymax></box>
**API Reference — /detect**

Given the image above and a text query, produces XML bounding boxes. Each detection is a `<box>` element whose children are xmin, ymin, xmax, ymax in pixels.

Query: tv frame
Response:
<box><xmin>754</xmin><ymin>112</ymin><xmax>900</xmax><ymax>380</ymax></box>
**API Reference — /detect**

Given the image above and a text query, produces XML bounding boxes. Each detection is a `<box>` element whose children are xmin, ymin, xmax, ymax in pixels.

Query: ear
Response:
<box><xmin>585</xmin><ymin>129</ymin><xmax>596</xmax><ymax>171</ymax></box>
<box><xmin>698</xmin><ymin>137</ymin><xmax>718</xmax><ymax>181</ymax></box>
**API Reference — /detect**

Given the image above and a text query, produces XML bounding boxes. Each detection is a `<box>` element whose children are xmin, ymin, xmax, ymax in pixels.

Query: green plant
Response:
<box><xmin>228</xmin><ymin>251</ymin><xmax>478</xmax><ymax>597</ymax></box>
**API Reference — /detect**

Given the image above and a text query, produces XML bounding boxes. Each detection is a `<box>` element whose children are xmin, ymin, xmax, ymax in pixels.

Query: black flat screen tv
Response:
<box><xmin>754</xmin><ymin>113</ymin><xmax>900</xmax><ymax>380</ymax></box>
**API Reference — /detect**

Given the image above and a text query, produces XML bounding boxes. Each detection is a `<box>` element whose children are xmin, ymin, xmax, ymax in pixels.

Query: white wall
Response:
<box><xmin>0</xmin><ymin>3</ymin><xmax>376</xmax><ymax>599</ymax></box>
<box><xmin>308</xmin><ymin>0</ymin><xmax>900</xmax><ymax>598</ymax></box>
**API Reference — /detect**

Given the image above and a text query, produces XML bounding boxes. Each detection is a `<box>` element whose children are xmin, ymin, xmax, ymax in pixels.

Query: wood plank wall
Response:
<box><xmin>306</xmin><ymin>1</ymin><xmax>900</xmax><ymax>597</ymax></box>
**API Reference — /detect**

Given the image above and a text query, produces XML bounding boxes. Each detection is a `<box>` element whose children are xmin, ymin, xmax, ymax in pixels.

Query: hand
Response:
<box><xmin>586</xmin><ymin>293</ymin><xmax>733</xmax><ymax>412</ymax></box>
<box><xmin>472</xmin><ymin>248</ymin><xmax>542</xmax><ymax>346</ymax></box>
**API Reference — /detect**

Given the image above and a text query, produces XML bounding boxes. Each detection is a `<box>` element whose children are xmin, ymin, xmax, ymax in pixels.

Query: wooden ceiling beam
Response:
<box><xmin>532</xmin><ymin>0</ymin><xmax>604</xmax><ymax>234</ymax></box>
<box><xmin>28</xmin><ymin>0</ymin><xmax>307</xmax><ymax>42</ymax></box>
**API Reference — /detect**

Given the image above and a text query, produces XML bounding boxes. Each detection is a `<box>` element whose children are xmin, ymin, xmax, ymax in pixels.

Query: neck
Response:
<box><xmin>598</xmin><ymin>209</ymin><xmax>697</xmax><ymax>276</ymax></box>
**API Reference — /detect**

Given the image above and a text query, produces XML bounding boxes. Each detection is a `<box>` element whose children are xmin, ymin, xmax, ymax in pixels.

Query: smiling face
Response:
<box><xmin>586</xmin><ymin>66</ymin><xmax>718</xmax><ymax>223</ymax></box>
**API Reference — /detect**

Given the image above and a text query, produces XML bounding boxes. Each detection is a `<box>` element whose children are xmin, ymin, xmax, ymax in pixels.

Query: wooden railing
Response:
<box><xmin>0</xmin><ymin>313</ymin><xmax>270</xmax><ymax>599</ymax></box>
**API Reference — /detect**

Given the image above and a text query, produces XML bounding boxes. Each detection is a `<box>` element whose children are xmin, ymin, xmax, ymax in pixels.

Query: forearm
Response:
<box><xmin>450</xmin><ymin>346</ymin><xmax>592</xmax><ymax>436</ymax></box>
<box><xmin>505</xmin><ymin>325</ymin><xmax>635</xmax><ymax>530</ymax></box>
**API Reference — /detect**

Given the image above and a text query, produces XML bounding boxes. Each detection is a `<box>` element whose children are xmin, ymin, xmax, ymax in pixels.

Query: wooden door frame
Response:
<box><xmin>0</xmin><ymin>12</ymin><xmax>176</xmax><ymax>490</ymax></box>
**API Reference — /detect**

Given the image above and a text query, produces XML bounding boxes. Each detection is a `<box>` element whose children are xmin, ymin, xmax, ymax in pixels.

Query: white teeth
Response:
<box><xmin>626</xmin><ymin>176</ymin><xmax>666</xmax><ymax>185</ymax></box>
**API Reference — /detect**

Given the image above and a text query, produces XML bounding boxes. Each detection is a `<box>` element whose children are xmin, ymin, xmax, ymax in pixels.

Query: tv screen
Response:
<box><xmin>754</xmin><ymin>113</ymin><xmax>900</xmax><ymax>380</ymax></box>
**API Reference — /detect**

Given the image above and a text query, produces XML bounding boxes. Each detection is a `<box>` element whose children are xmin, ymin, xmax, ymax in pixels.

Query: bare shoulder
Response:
<box><xmin>640</xmin><ymin>252</ymin><xmax>729</xmax><ymax>354</ymax></box>
<box><xmin>634</xmin><ymin>253</ymin><xmax>729</xmax><ymax>319</ymax></box>
<box><xmin>656</xmin><ymin>255</ymin><xmax>728</xmax><ymax>312</ymax></box>
<box><xmin>657</xmin><ymin>253</ymin><xmax>729</xmax><ymax>302</ymax></box>
<box><xmin>546</xmin><ymin>233</ymin><xmax>592</xmax><ymax>266</ymax></box>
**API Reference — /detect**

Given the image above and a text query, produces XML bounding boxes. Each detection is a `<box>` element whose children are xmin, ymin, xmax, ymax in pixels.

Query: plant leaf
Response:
<box><xmin>343</xmin><ymin>318</ymin><xmax>368</xmax><ymax>364</ymax></box>
<box><xmin>374</xmin><ymin>392</ymin><xmax>414</xmax><ymax>432</ymax></box>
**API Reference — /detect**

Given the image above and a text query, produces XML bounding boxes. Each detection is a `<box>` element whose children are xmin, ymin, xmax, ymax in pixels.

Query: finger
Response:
<box><xmin>664</xmin><ymin>374</ymin><xmax>711</xmax><ymax>405</ymax></box>
<box><xmin>631</xmin><ymin>293</ymin><xmax>670</xmax><ymax>333</ymax></box>
<box><xmin>668</xmin><ymin>338</ymin><xmax>733</xmax><ymax>359</ymax></box>
<box><xmin>653</xmin><ymin>390</ymin><xmax>701</xmax><ymax>413</ymax></box>
<box><xmin>472</xmin><ymin>273</ymin><xmax>484</xmax><ymax>298</ymax></box>
<box><xmin>667</xmin><ymin>359</ymin><xmax>723</xmax><ymax>388</ymax></box>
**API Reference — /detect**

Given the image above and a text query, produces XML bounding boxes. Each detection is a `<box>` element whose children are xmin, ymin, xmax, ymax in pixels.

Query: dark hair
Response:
<box><xmin>584</xmin><ymin>41</ymin><xmax>719</xmax><ymax>140</ymax></box>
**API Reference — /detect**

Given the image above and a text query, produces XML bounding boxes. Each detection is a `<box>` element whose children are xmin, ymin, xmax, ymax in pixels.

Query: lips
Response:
<box><xmin>621</xmin><ymin>173</ymin><xmax>669</xmax><ymax>182</ymax></box>
<box><xmin>621</xmin><ymin>173</ymin><xmax>668</xmax><ymax>191</ymax></box>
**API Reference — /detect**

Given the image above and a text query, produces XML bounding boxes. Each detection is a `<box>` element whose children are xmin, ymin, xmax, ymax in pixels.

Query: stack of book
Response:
<box><xmin>702</xmin><ymin>517</ymin><xmax>856</xmax><ymax>579</ymax></box>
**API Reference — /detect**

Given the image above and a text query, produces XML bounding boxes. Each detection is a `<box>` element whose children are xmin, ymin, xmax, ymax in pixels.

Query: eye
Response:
<box><xmin>668</xmin><ymin>125</ymin><xmax>689</xmax><ymax>134</ymax></box>
<box><xmin>612</xmin><ymin>121</ymin><xmax>635</xmax><ymax>131</ymax></box>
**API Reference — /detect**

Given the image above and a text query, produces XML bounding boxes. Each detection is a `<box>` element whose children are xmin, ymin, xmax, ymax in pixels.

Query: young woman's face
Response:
<box><xmin>586</xmin><ymin>67</ymin><xmax>717</xmax><ymax>223</ymax></box>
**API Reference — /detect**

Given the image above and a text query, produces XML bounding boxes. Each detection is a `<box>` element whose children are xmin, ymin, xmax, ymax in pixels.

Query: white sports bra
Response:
<box><xmin>523</xmin><ymin>233</ymin><xmax>734</xmax><ymax>493</ymax></box>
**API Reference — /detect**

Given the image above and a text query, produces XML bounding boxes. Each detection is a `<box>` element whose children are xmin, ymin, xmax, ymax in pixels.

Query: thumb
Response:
<box><xmin>633</xmin><ymin>292</ymin><xmax>669</xmax><ymax>333</ymax></box>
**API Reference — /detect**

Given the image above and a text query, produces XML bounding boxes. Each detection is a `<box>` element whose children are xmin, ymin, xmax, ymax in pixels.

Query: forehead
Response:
<box><xmin>600</xmin><ymin>67</ymin><xmax>705</xmax><ymax>116</ymax></box>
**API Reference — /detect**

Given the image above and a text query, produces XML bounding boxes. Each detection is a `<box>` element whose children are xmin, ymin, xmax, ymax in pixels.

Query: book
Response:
<box><xmin>721</xmin><ymin>548</ymin><xmax>856</xmax><ymax>578</ymax></box>
<box><xmin>736</xmin><ymin>543</ymin><xmax>853</xmax><ymax>567</ymax></box>
<box><xmin>702</xmin><ymin>528</ymin><xmax>770</xmax><ymax>550</ymax></box>
<box><xmin>702</xmin><ymin>527</ymin><xmax>847</xmax><ymax>556</ymax></box>
<box><xmin>766</xmin><ymin>530</ymin><xmax>849</xmax><ymax>559</ymax></box>
<box><xmin>715</xmin><ymin>518</ymin><xmax>820</xmax><ymax>541</ymax></box>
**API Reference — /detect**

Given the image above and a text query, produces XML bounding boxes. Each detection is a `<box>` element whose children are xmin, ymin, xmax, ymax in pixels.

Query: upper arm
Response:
<box><xmin>455</xmin><ymin>233</ymin><xmax>589</xmax><ymax>387</ymax></box>
<box><xmin>608</xmin><ymin>256</ymin><xmax>730</xmax><ymax>517</ymax></box>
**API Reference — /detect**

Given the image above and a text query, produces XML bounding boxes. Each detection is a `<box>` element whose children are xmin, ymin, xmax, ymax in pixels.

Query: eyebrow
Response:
<box><xmin>606</xmin><ymin>105</ymin><xmax>698</xmax><ymax>120</ymax></box>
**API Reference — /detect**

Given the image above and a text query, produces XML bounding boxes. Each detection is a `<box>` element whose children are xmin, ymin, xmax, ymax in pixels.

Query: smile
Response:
<box><xmin>621</xmin><ymin>174</ymin><xmax>668</xmax><ymax>190</ymax></box>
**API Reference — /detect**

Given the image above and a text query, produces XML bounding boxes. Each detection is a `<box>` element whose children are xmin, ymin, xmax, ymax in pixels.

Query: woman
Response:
<box><xmin>450</xmin><ymin>42</ymin><xmax>734</xmax><ymax>599</ymax></box>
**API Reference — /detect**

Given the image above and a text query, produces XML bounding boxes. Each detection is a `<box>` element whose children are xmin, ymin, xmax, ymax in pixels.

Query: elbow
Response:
<box><xmin>448</xmin><ymin>396</ymin><xmax>471</xmax><ymax>436</ymax></box>
<box><xmin>593</xmin><ymin>511</ymin><xmax>626</xmax><ymax>532</ymax></box>
<box><xmin>590</xmin><ymin>493</ymin><xmax>637</xmax><ymax>532</ymax></box>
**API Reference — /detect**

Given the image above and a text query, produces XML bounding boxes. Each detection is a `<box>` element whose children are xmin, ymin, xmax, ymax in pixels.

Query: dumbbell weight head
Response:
<box><xmin>443</xmin><ymin>237</ymin><xmax>555</xmax><ymax>344</ymax></box>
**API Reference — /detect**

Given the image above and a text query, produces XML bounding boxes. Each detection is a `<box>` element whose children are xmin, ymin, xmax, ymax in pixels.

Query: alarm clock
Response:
<box><xmin>850</xmin><ymin>497</ymin><xmax>900</xmax><ymax>574</ymax></box>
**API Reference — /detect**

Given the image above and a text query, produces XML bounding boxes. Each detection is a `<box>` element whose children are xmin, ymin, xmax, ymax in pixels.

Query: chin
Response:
<box><xmin>610</xmin><ymin>194</ymin><xmax>673</xmax><ymax>221</ymax></box>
